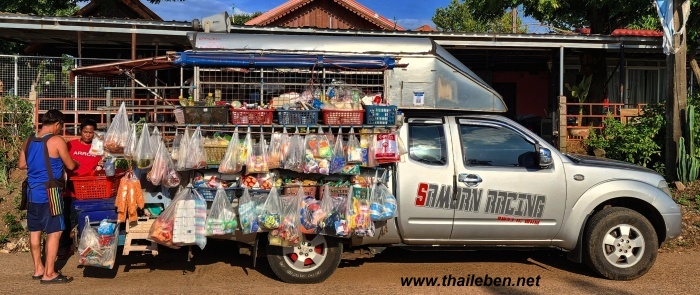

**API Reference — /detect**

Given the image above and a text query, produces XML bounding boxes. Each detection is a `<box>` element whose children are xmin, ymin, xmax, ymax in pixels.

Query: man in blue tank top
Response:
<box><xmin>18</xmin><ymin>110</ymin><xmax>79</xmax><ymax>284</ymax></box>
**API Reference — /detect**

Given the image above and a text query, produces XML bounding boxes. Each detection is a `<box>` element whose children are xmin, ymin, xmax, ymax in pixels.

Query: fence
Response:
<box><xmin>0</xmin><ymin>54</ymin><xmax>183</xmax><ymax>138</ymax></box>
<box><xmin>559</xmin><ymin>96</ymin><xmax>648</xmax><ymax>153</ymax></box>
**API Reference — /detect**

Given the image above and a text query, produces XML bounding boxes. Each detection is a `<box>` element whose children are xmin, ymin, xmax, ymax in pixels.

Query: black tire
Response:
<box><xmin>266</xmin><ymin>234</ymin><xmax>342</xmax><ymax>284</ymax></box>
<box><xmin>583</xmin><ymin>207</ymin><xmax>658</xmax><ymax>280</ymax></box>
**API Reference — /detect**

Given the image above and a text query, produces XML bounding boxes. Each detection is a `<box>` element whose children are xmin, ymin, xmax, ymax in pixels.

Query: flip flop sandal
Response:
<box><xmin>40</xmin><ymin>274</ymin><xmax>73</xmax><ymax>284</ymax></box>
<box><xmin>31</xmin><ymin>275</ymin><xmax>42</xmax><ymax>280</ymax></box>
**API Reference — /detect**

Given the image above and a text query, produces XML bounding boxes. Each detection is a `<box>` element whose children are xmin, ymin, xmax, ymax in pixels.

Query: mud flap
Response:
<box><xmin>567</xmin><ymin>213</ymin><xmax>591</xmax><ymax>263</ymax></box>
<box><xmin>252</xmin><ymin>234</ymin><xmax>259</xmax><ymax>268</ymax></box>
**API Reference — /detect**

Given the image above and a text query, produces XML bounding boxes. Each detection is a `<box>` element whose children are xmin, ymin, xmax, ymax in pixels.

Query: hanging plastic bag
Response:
<box><xmin>259</xmin><ymin>188</ymin><xmax>281</xmax><ymax>230</ymax></box>
<box><xmin>192</xmin><ymin>189</ymin><xmax>208</xmax><ymax>249</ymax></box>
<box><xmin>346</xmin><ymin>127</ymin><xmax>362</xmax><ymax>164</ymax></box>
<box><xmin>279</xmin><ymin>128</ymin><xmax>291</xmax><ymax>167</ymax></box>
<box><xmin>149</xmin><ymin>188</ymin><xmax>187</xmax><ymax>249</ymax></box>
<box><xmin>300</xmin><ymin>188</ymin><xmax>326</xmax><ymax>235</ymax></box>
<box><xmin>150</xmin><ymin>126</ymin><xmax>161</xmax><ymax>150</ymax></box>
<box><xmin>135</xmin><ymin>123</ymin><xmax>155</xmax><ymax>169</ymax></box>
<box><xmin>247</xmin><ymin>133</ymin><xmax>269</xmax><ymax>173</ymax></box>
<box><xmin>330</xmin><ymin>133</ymin><xmax>346</xmax><ymax>174</ymax></box>
<box><xmin>89</xmin><ymin>131</ymin><xmax>105</xmax><ymax>156</ymax></box>
<box><xmin>218</xmin><ymin>128</ymin><xmax>241</xmax><ymax>174</ymax></box>
<box><xmin>268</xmin><ymin>131</ymin><xmax>283</xmax><ymax>169</ymax></box>
<box><xmin>115</xmin><ymin>171</ymin><xmax>145</xmax><ymax>223</ymax></box>
<box><xmin>186</xmin><ymin>126</ymin><xmax>207</xmax><ymax>169</ymax></box>
<box><xmin>171</xmin><ymin>133</ymin><xmax>182</xmax><ymax>162</ymax></box>
<box><xmin>77</xmin><ymin>217</ymin><xmax>118</xmax><ymax>269</ymax></box>
<box><xmin>123</xmin><ymin>124</ymin><xmax>138</xmax><ymax>160</ymax></box>
<box><xmin>349</xmin><ymin>185</ymin><xmax>371</xmax><ymax>236</ymax></box>
<box><xmin>206</xmin><ymin>186</ymin><xmax>238</xmax><ymax>236</ymax></box>
<box><xmin>276</xmin><ymin>188</ymin><xmax>303</xmax><ymax>246</ymax></box>
<box><xmin>176</xmin><ymin>128</ymin><xmax>190</xmax><ymax>171</ymax></box>
<box><xmin>171</xmin><ymin>187</ymin><xmax>198</xmax><ymax>247</ymax></box>
<box><xmin>395</xmin><ymin>130</ymin><xmax>408</xmax><ymax>155</ymax></box>
<box><xmin>161</xmin><ymin>150</ymin><xmax>181</xmax><ymax>188</ymax></box>
<box><xmin>238</xmin><ymin>188</ymin><xmax>259</xmax><ymax>234</ymax></box>
<box><xmin>147</xmin><ymin>141</ymin><xmax>167</xmax><ymax>185</ymax></box>
<box><xmin>303</xmin><ymin>127</ymin><xmax>332</xmax><ymax>175</ymax></box>
<box><xmin>238</xmin><ymin>128</ymin><xmax>252</xmax><ymax>167</ymax></box>
<box><xmin>283</xmin><ymin>127</ymin><xmax>303</xmax><ymax>172</ymax></box>
<box><xmin>104</xmin><ymin>102</ymin><xmax>130</xmax><ymax>154</ymax></box>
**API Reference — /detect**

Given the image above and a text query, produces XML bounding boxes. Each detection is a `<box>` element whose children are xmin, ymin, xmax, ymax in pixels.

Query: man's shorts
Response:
<box><xmin>27</xmin><ymin>202</ymin><xmax>65</xmax><ymax>234</ymax></box>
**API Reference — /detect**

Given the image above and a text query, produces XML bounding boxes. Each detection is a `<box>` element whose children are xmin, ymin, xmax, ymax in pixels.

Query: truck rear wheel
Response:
<box><xmin>583</xmin><ymin>207</ymin><xmax>658</xmax><ymax>280</ymax></box>
<box><xmin>266</xmin><ymin>234</ymin><xmax>342</xmax><ymax>284</ymax></box>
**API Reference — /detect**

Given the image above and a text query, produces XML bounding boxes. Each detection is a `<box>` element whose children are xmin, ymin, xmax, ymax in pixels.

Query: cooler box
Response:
<box><xmin>74</xmin><ymin>197</ymin><xmax>117</xmax><ymax>237</ymax></box>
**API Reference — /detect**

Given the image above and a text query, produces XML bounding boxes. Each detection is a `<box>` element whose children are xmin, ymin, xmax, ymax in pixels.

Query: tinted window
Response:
<box><xmin>409</xmin><ymin>124</ymin><xmax>447</xmax><ymax>166</ymax></box>
<box><xmin>460</xmin><ymin>125</ymin><xmax>536</xmax><ymax>167</ymax></box>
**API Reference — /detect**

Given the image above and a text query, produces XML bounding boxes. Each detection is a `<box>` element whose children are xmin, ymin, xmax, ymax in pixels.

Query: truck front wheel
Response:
<box><xmin>583</xmin><ymin>207</ymin><xmax>658</xmax><ymax>280</ymax></box>
<box><xmin>267</xmin><ymin>234</ymin><xmax>342</xmax><ymax>284</ymax></box>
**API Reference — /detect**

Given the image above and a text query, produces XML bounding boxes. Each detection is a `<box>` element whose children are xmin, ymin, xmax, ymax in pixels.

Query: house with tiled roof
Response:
<box><xmin>245</xmin><ymin>0</ymin><xmax>403</xmax><ymax>31</ymax></box>
<box><xmin>75</xmin><ymin>0</ymin><xmax>162</xmax><ymax>20</ymax></box>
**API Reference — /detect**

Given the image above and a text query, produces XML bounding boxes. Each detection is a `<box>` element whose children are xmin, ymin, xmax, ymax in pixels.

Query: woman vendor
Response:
<box><xmin>57</xmin><ymin>119</ymin><xmax>104</xmax><ymax>260</ymax></box>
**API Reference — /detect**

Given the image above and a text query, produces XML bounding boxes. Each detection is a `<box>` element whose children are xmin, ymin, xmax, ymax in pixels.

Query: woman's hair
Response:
<box><xmin>80</xmin><ymin>118</ymin><xmax>97</xmax><ymax>131</ymax></box>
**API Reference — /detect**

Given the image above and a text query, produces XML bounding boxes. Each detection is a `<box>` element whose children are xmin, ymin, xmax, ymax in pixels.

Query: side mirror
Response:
<box><xmin>538</xmin><ymin>146</ymin><xmax>553</xmax><ymax>168</ymax></box>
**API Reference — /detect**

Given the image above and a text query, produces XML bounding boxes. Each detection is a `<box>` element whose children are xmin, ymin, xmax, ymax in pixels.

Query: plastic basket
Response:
<box><xmin>204</xmin><ymin>146</ymin><xmax>227</xmax><ymax>165</ymax></box>
<box><xmin>365</xmin><ymin>105</ymin><xmax>397</xmax><ymax>125</ymax></box>
<box><xmin>72</xmin><ymin>170</ymin><xmax>126</xmax><ymax>200</ymax></box>
<box><xmin>230</xmin><ymin>109</ymin><xmax>274</xmax><ymax>125</ymax></box>
<box><xmin>321</xmin><ymin>109</ymin><xmax>364</xmax><ymax>125</ymax></box>
<box><xmin>195</xmin><ymin>187</ymin><xmax>237</xmax><ymax>203</ymax></box>
<box><xmin>283</xmin><ymin>185</ymin><xmax>318</xmax><ymax>198</ymax></box>
<box><xmin>326</xmin><ymin>186</ymin><xmax>351</xmax><ymax>200</ymax></box>
<box><xmin>277</xmin><ymin>109</ymin><xmax>320</xmax><ymax>125</ymax></box>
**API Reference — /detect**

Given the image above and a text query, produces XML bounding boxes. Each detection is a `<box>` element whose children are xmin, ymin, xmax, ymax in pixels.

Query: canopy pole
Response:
<box><xmin>559</xmin><ymin>46</ymin><xmax>564</xmax><ymax>96</ymax></box>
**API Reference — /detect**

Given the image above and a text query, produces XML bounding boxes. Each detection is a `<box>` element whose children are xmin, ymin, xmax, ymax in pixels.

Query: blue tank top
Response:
<box><xmin>26</xmin><ymin>134</ymin><xmax>64</xmax><ymax>203</ymax></box>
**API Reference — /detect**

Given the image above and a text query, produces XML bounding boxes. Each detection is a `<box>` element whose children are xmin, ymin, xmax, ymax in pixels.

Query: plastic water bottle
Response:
<box><xmin>104</xmin><ymin>159</ymin><xmax>115</xmax><ymax>177</ymax></box>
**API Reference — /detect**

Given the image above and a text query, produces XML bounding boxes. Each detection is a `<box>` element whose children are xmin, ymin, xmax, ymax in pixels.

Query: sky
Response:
<box><xmin>131</xmin><ymin>0</ymin><xmax>542</xmax><ymax>32</ymax></box>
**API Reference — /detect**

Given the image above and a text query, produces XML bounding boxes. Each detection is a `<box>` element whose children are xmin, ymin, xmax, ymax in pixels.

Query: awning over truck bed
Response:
<box><xmin>173</xmin><ymin>52</ymin><xmax>396</xmax><ymax>69</ymax></box>
<box><xmin>70</xmin><ymin>55</ymin><xmax>175</xmax><ymax>80</ymax></box>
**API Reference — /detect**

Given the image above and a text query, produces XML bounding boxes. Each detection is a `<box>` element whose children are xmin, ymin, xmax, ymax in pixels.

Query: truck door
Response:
<box><xmin>396</xmin><ymin>117</ymin><xmax>455</xmax><ymax>243</ymax></box>
<box><xmin>448</xmin><ymin>117</ymin><xmax>565</xmax><ymax>243</ymax></box>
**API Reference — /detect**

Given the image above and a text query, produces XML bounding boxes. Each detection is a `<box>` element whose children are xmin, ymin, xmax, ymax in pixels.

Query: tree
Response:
<box><xmin>232</xmin><ymin>12</ymin><xmax>263</xmax><ymax>26</ymax></box>
<box><xmin>432</xmin><ymin>0</ymin><xmax>527</xmax><ymax>33</ymax></box>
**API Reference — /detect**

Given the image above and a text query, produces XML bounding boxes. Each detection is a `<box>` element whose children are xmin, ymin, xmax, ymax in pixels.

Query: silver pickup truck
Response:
<box><xmin>178</xmin><ymin>32</ymin><xmax>682</xmax><ymax>284</ymax></box>
<box><xmin>264</xmin><ymin>114</ymin><xmax>681</xmax><ymax>284</ymax></box>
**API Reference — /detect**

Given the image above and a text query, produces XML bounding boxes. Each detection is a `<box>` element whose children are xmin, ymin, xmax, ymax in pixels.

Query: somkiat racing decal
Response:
<box><xmin>415</xmin><ymin>182</ymin><xmax>546</xmax><ymax>218</ymax></box>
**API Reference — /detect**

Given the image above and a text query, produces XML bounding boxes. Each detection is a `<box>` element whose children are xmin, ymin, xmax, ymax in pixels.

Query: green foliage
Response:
<box><xmin>432</xmin><ymin>0</ymin><xmax>527</xmax><ymax>33</ymax></box>
<box><xmin>585</xmin><ymin>105</ymin><xmax>665</xmax><ymax>168</ymax></box>
<box><xmin>0</xmin><ymin>95</ymin><xmax>35</xmax><ymax>186</ymax></box>
<box><xmin>232</xmin><ymin>12</ymin><xmax>263</xmax><ymax>25</ymax></box>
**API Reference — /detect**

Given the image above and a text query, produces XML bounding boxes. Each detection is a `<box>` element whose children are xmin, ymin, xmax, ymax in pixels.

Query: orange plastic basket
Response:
<box><xmin>72</xmin><ymin>170</ymin><xmax>126</xmax><ymax>200</ymax></box>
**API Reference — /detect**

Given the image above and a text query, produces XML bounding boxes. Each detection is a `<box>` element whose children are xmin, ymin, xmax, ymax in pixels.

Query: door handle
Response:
<box><xmin>458</xmin><ymin>173</ymin><xmax>482</xmax><ymax>187</ymax></box>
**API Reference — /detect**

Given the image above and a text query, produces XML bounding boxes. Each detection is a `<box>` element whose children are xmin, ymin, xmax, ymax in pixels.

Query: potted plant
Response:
<box><xmin>565</xmin><ymin>75</ymin><xmax>592</xmax><ymax>127</ymax></box>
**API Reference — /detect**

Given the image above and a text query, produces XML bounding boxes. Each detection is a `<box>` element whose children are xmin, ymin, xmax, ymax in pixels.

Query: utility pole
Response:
<box><xmin>511</xmin><ymin>7</ymin><xmax>517</xmax><ymax>33</ymax></box>
<box><xmin>665</xmin><ymin>0</ymin><xmax>688</xmax><ymax>182</ymax></box>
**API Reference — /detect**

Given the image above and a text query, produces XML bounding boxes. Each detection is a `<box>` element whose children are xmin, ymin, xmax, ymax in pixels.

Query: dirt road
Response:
<box><xmin>1</xmin><ymin>241</ymin><xmax>698</xmax><ymax>295</ymax></box>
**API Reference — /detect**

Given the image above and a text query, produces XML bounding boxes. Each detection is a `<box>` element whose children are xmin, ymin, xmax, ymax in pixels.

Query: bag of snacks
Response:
<box><xmin>346</xmin><ymin>127</ymin><xmax>362</xmax><ymax>164</ymax></box>
<box><xmin>374</xmin><ymin>133</ymin><xmax>400</xmax><ymax>163</ymax></box>
<box><xmin>77</xmin><ymin>217</ymin><xmax>118</xmax><ymax>269</ymax></box>
<box><xmin>123</xmin><ymin>124</ymin><xmax>138</xmax><ymax>160</ymax></box>
<box><xmin>206</xmin><ymin>186</ymin><xmax>238</xmax><ymax>236</ymax></box>
<box><xmin>238</xmin><ymin>128</ymin><xmax>252</xmax><ymax>167</ymax></box>
<box><xmin>147</xmin><ymin>141</ymin><xmax>166</xmax><ymax>185</ymax></box>
<box><xmin>161</xmin><ymin>150</ymin><xmax>181</xmax><ymax>188</ymax></box>
<box><xmin>272</xmin><ymin>188</ymin><xmax>303</xmax><ymax>246</ymax></box>
<box><xmin>279</xmin><ymin>128</ymin><xmax>291</xmax><ymax>167</ymax></box>
<box><xmin>330</xmin><ymin>133</ymin><xmax>346</xmax><ymax>174</ymax></box>
<box><xmin>186</xmin><ymin>126</ymin><xmax>207</xmax><ymax>169</ymax></box>
<box><xmin>192</xmin><ymin>189</ymin><xmax>208</xmax><ymax>250</ymax></box>
<box><xmin>115</xmin><ymin>171</ymin><xmax>145</xmax><ymax>223</ymax></box>
<box><xmin>267</xmin><ymin>131</ymin><xmax>283</xmax><ymax>169</ymax></box>
<box><xmin>259</xmin><ymin>188</ymin><xmax>281</xmax><ymax>230</ymax></box>
<box><xmin>89</xmin><ymin>131</ymin><xmax>105</xmax><ymax>156</ymax></box>
<box><xmin>218</xmin><ymin>128</ymin><xmax>241</xmax><ymax>174</ymax></box>
<box><xmin>135</xmin><ymin>123</ymin><xmax>155</xmax><ymax>169</ymax></box>
<box><xmin>303</xmin><ymin>127</ymin><xmax>332</xmax><ymax>175</ymax></box>
<box><xmin>149</xmin><ymin>188</ymin><xmax>187</xmax><ymax>249</ymax></box>
<box><xmin>246</xmin><ymin>134</ymin><xmax>269</xmax><ymax>174</ymax></box>
<box><xmin>176</xmin><ymin>128</ymin><xmax>191</xmax><ymax>171</ymax></box>
<box><xmin>104</xmin><ymin>102</ymin><xmax>130</xmax><ymax>154</ymax></box>
<box><xmin>238</xmin><ymin>188</ymin><xmax>258</xmax><ymax>234</ymax></box>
